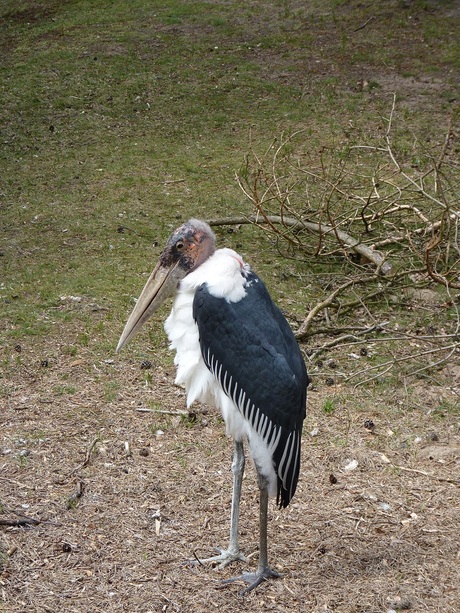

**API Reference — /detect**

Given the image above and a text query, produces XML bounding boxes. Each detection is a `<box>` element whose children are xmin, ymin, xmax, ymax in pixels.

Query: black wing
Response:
<box><xmin>193</xmin><ymin>271</ymin><xmax>308</xmax><ymax>508</ymax></box>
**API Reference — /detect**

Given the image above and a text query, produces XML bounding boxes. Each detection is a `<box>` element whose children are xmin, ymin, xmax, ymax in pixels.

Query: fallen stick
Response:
<box><xmin>392</xmin><ymin>464</ymin><xmax>459</xmax><ymax>487</ymax></box>
<box><xmin>66</xmin><ymin>480</ymin><xmax>84</xmax><ymax>509</ymax></box>
<box><xmin>70</xmin><ymin>436</ymin><xmax>99</xmax><ymax>475</ymax></box>
<box><xmin>136</xmin><ymin>407</ymin><xmax>188</xmax><ymax>416</ymax></box>
<box><xmin>308</xmin><ymin>322</ymin><xmax>388</xmax><ymax>360</ymax></box>
<box><xmin>353</xmin><ymin>16</ymin><xmax>375</xmax><ymax>32</ymax></box>
<box><xmin>0</xmin><ymin>515</ymin><xmax>40</xmax><ymax>527</ymax></box>
<box><xmin>207</xmin><ymin>215</ymin><xmax>393</xmax><ymax>275</ymax></box>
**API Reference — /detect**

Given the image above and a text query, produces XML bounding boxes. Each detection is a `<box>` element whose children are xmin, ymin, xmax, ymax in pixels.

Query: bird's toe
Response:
<box><xmin>219</xmin><ymin>566</ymin><xmax>281</xmax><ymax>595</ymax></box>
<box><xmin>185</xmin><ymin>548</ymin><xmax>246</xmax><ymax>569</ymax></box>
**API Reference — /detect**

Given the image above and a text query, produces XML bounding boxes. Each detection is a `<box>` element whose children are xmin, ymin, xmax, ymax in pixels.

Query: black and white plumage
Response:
<box><xmin>117</xmin><ymin>219</ymin><xmax>308</xmax><ymax>593</ymax></box>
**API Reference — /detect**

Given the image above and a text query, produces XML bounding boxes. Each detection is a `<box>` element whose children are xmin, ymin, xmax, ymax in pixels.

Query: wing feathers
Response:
<box><xmin>194</xmin><ymin>274</ymin><xmax>308</xmax><ymax>508</ymax></box>
<box><xmin>204</xmin><ymin>349</ymin><xmax>302</xmax><ymax>508</ymax></box>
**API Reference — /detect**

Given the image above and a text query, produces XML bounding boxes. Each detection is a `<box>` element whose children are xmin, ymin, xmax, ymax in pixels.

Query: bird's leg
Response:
<box><xmin>189</xmin><ymin>440</ymin><xmax>247</xmax><ymax>569</ymax></box>
<box><xmin>220</xmin><ymin>473</ymin><xmax>280</xmax><ymax>595</ymax></box>
<box><xmin>227</xmin><ymin>438</ymin><xmax>245</xmax><ymax>557</ymax></box>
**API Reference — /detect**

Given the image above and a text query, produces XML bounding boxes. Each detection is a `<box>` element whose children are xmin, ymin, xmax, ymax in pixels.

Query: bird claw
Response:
<box><xmin>185</xmin><ymin>547</ymin><xmax>247</xmax><ymax>569</ymax></box>
<box><xmin>219</xmin><ymin>566</ymin><xmax>281</xmax><ymax>595</ymax></box>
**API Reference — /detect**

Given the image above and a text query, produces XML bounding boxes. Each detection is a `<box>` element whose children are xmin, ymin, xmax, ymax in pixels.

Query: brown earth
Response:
<box><xmin>1</xmin><ymin>307</ymin><xmax>459</xmax><ymax>612</ymax></box>
<box><xmin>1</xmin><ymin>1</ymin><xmax>460</xmax><ymax>612</ymax></box>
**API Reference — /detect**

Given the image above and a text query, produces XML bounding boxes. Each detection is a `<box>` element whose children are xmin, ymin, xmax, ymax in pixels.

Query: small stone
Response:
<box><xmin>344</xmin><ymin>459</ymin><xmax>358</xmax><ymax>471</ymax></box>
<box><xmin>387</xmin><ymin>596</ymin><xmax>412</xmax><ymax>610</ymax></box>
<box><xmin>364</xmin><ymin>419</ymin><xmax>375</xmax><ymax>431</ymax></box>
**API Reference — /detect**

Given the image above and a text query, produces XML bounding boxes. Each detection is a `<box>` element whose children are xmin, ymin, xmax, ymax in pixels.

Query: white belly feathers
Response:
<box><xmin>163</xmin><ymin>248</ymin><xmax>278</xmax><ymax>496</ymax></box>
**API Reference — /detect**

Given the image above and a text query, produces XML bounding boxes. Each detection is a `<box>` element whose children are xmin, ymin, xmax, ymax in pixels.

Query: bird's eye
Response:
<box><xmin>176</xmin><ymin>241</ymin><xmax>184</xmax><ymax>250</ymax></box>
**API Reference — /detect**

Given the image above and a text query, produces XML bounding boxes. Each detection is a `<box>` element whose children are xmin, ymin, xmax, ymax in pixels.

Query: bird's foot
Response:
<box><xmin>219</xmin><ymin>565</ymin><xmax>281</xmax><ymax>595</ymax></box>
<box><xmin>186</xmin><ymin>547</ymin><xmax>247</xmax><ymax>570</ymax></box>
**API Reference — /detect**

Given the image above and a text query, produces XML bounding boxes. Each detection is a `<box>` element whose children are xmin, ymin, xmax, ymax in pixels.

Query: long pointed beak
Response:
<box><xmin>117</xmin><ymin>261</ymin><xmax>186</xmax><ymax>352</ymax></box>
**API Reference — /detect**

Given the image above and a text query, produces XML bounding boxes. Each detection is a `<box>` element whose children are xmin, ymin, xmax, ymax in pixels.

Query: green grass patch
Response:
<box><xmin>322</xmin><ymin>398</ymin><xmax>337</xmax><ymax>414</ymax></box>
<box><xmin>1</xmin><ymin>0</ymin><xmax>458</xmax><ymax>369</ymax></box>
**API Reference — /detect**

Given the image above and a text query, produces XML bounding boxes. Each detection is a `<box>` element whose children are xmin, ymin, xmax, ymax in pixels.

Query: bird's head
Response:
<box><xmin>117</xmin><ymin>219</ymin><xmax>215</xmax><ymax>351</ymax></box>
<box><xmin>160</xmin><ymin>218</ymin><xmax>216</xmax><ymax>272</ymax></box>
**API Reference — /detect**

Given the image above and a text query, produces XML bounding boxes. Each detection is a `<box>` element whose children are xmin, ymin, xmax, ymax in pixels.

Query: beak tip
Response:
<box><xmin>117</xmin><ymin>260</ymin><xmax>181</xmax><ymax>357</ymax></box>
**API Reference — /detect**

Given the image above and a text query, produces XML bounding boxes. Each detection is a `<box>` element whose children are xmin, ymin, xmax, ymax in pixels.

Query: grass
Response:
<box><xmin>1</xmin><ymin>0</ymin><xmax>458</xmax><ymax>410</ymax></box>
<box><xmin>322</xmin><ymin>398</ymin><xmax>337</xmax><ymax>414</ymax></box>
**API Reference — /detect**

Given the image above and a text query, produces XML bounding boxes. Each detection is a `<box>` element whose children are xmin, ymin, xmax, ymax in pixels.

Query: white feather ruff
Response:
<box><xmin>164</xmin><ymin>248</ymin><xmax>278</xmax><ymax>496</ymax></box>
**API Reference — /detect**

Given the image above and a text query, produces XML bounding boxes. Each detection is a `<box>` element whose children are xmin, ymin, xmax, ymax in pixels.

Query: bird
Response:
<box><xmin>117</xmin><ymin>219</ymin><xmax>308</xmax><ymax>593</ymax></box>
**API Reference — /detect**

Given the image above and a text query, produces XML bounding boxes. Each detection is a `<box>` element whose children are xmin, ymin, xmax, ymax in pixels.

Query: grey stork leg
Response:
<box><xmin>220</xmin><ymin>475</ymin><xmax>281</xmax><ymax>595</ymax></box>
<box><xmin>189</xmin><ymin>440</ymin><xmax>246</xmax><ymax>568</ymax></box>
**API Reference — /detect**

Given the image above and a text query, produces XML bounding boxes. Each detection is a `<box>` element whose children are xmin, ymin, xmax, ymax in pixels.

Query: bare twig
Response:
<box><xmin>353</xmin><ymin>16</ymin><xmax>375</xmax><ymax>32</ymax></box>
<box><xmin>136</xmin><ymin>407</ymin><xmax>188</xmax><ymax>416</ymax></box>
<box><xmin>69</xmin><ymin>436</ymin><xmax>99</xmax><ymax>477</ymax></box>
<box><xmin>0</xmin><ymin>515</ymin><xmax>41</xmax><ymax>527</ymax></box>
<box><xmin>66</xmin><ymin>480</ymin><xmax>84</xmax><ymax>509</ymax></box>
<box><xmin>297</xmin><ymin>278</ymin><xmax>357</xmax><ymax>338</ymax></box>
<box><xmin>308</xmin><ymin>322</ymin><xmax>388</xmax><ymax>360</ymax></box>
<box><xmin>348</xmin><ymin>342</ymin><xmax>459</xmax><ymax>387</ymax></box>
<box><xmin>225</xmin><ymin>106</ymin><xmax>459</xmax><ymax>383</ymax></box>
<box><xmin>391</xmin><ymin>464</ymin><xmax>459</xmax><ymax>487</ymax></box>
<box><xmin>425</xmin><ymin>232</ymin><xmax>460</xmax><ymax>289</ymax></box>
<box><xmin>208</xmin><ymin>214</ymin><xmax>393</xmax><ymax>273</ymax></box>
<box><xmin>384</xmin><ymin>96</ymin><xmax>460</xmax><ymax>220</ymax></box>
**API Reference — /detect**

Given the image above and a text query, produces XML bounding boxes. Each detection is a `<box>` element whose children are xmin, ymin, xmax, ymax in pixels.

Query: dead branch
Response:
<box><xmin>66</xmin><ymin>480</ymin><xmax>84</xmax><ymax>509</ymax></box>
<box><xmin>384</xmin><ymin>95</ymin><xmax>460</xmax><ymax>220</ymax></box>
<box><xmin>297</xmin><ymin>277</ymin><xmax>358</xmax><ymax>338</ymax></box>
<box><xmin>135</xmin><ymin>407</ymin><xmax>189</xmax><ymax>416</ymax></box>
<box><xmin>353</xmin><ymin>16</ymin><xmax>375</xmax><ymax>32</ymax></box>
<box><xmin>226</xmin><ymin>106</ymin><xmax>459</xmax><ymax>384</ymax></box>
<box><xmin>425</xmin><ymin>232</ymin><xmax>460</xmax><ymax>289</ymax></box>
<box><xmin>347</xmin><ymin>342</ymin><xmax>460</xmax><ymax>388</ymax></box>
<box><xmin>70</xmin><ymin>436</ymin><xmax>99</xmax><ymax>475</ymax></box>
<box><xmin>391</xmin><ymin>464</ymin><xmax>459</xmax><ymax>487</ymax></box>
<box><xmin>208</xmin><ymin>215</ymin><xmax>393</xmax><ymax>274</ymax></box>
<box><xmin>308</xmin><ymin>322</ymin><xmax>389</xmax><ymax>360</ymax></box>
<box><xmin>0</xmin><ymin>515</ymin><xmax>41</xmax><ymax>527</ymax></box>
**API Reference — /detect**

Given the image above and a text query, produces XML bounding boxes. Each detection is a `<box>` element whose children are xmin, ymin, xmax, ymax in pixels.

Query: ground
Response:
<box><xmin>1</xmin><ymin>325</ymin><xmax>459</xmax><ymax>612</ymax></box>
<box><xmin>1</xmin><ymin>1</ymin><xmax>460</xmax><ymax>612</ymax></box>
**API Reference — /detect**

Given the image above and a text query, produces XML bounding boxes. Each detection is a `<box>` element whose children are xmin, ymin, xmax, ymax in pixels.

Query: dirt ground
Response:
<box><xmin>2</xmin><ymin>1</ymin><xmax>460</xmax><ymax>612</ymax></box>
<box><xmin>1</xmin><ymin>322</ymin><xmax>459</xmax><ymax>612</ymax></box>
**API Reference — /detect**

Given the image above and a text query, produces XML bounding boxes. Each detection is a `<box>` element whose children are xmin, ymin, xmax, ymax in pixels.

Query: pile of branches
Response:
<box><xmin>212</xmin><ymin>103</ymin><xmax>460</xmax><ymax>386</ymax></box>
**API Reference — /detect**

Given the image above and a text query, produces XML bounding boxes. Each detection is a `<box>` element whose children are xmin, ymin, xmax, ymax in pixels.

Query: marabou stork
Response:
<box><xmin>117</xmin><ymin>219</ymin><xmax>308</xmax><ymax>593</ymax></box>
